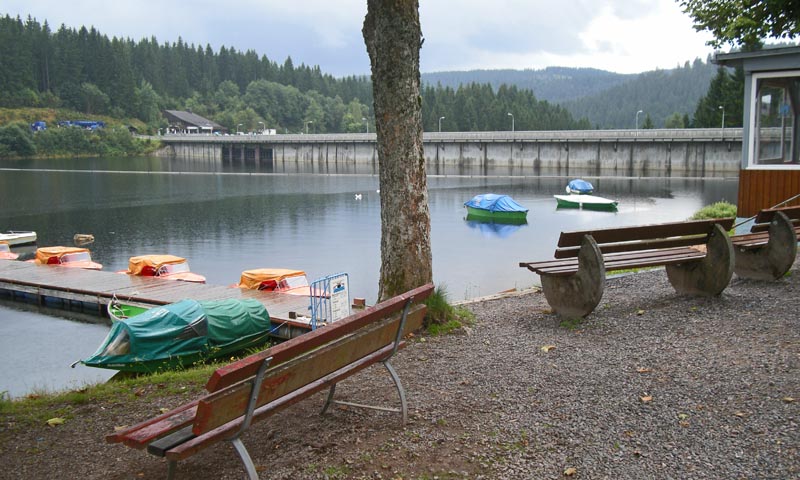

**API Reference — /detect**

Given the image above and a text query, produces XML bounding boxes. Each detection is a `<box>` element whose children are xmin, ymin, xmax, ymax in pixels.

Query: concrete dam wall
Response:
<box><xmin>157</xmin><ymin>129</ymin><xmax>743</xmax><ymax>177</ymax></box>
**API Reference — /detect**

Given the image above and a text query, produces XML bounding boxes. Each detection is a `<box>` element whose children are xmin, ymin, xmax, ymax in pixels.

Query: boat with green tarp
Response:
<box><xmin>82</xmin><ymin>298</ymin><xmax>272</xmax><ymax>373</ymax></box>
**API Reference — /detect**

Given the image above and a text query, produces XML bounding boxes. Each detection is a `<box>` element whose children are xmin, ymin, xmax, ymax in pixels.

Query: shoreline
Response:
<box><xmin>1</xmin><ymin>260</ymin><xmax>798</xmax><ymax>478</ymax></box>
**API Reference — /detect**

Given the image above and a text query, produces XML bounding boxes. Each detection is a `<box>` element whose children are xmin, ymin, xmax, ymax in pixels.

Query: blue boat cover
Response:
<box><xmin>567</xmin><ymin>179</ymin><xmax>594</xmax><ymax>194</ymax></box>
<box><xmin>464</xmin><ymin>194</ymin><xmax>528</xmax><ymax>213</ymax></box>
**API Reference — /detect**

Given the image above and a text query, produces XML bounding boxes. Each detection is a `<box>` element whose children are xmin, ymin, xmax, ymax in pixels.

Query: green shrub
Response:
<box><xmin>690</xmin><ymin>201</ymin><xmax>738</xmax><ymax>220</ymax></box>
<box><xmin>0</xmin><ymin>123</ymin><xmax>36</xmax><ymax>157</ymax></box>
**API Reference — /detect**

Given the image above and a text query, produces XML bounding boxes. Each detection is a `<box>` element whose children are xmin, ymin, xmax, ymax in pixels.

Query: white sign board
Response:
<box><xmin>329</xmin><ymin>276</ymin><xmax>350</xmax><ymax>322</ymax></box>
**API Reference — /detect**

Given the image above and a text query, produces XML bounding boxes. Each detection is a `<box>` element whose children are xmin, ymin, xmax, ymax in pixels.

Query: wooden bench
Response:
<box><xmin>732</xmin><ymin>205</ymin><xmax>800</xmax><ymax>280</ymax></box>
<box><xmin>107</xmin><ymin>283</ymin><xmax>434</xmax><ymax>479</ymax></box>
<box><xmin>519</xmin><ymin>218</ymin><xmax>735</xmax><ymax>319</ymax></box>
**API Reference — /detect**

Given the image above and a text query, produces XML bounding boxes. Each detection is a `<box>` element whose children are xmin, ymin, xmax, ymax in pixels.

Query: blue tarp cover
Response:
<box><xmin>464</xmin><ymin>194</ymin><xmax>528</xmax><ymax>213</ymax></box>
<box><xmin>567</xmin><ymin>179</ymin><xmax>594</xmax><ymax>194</ymax></box>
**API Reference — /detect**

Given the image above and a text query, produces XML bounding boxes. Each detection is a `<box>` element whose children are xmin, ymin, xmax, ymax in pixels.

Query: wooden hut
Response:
<box><xmin>715</xmin><ymin>46</ymin><xmax>800</xmax><ymax>216</ymax></box>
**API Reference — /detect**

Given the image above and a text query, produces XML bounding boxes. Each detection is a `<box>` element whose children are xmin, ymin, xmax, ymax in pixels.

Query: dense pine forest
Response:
<box><xmin>0</xmin><ymin>14</ymin><xmax>590</xmax><ymax>134</ymax></box>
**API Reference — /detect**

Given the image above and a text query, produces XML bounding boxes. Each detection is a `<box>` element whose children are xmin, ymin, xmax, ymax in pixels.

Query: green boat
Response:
<box><xmin>107</xmin><ymin>298</ymin><xmax>150</xmax><ymax>322</ymax></box>
<box><xmin>464</xmin><ymin>194</ymin><xmax>528</xmax><ymax>222</ymax></box>
<box><xmin>82</xmin><ymin>298</ymin><xmax>272</xmax><ymax>373</ymax></box>
<box><xmin>554</xmin><ymin>194</ymin><xmax>618</xmax><ymax>211</ymax></box>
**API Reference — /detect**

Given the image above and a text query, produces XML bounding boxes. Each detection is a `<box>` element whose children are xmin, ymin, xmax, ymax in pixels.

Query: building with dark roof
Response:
<box><xmin>163</xmin><ymin>110</ymin><xmax>225</xmax><ymax>134</ymax></box>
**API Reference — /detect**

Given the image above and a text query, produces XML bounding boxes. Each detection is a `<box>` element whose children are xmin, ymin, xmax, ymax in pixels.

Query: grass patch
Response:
<box><xmin>559</xmin><ymin>317</ymin><xmax>584</xmax><ymax>330</ymax></box>
<box><xmin>0</xmin><ymin>357</ymin><xmax>243</xmax><ymax>428</ymax></box>
<box><xmin>424</xmin><ymin>285</ymin><xmax>475</xmax><ymax>335</ymax></box>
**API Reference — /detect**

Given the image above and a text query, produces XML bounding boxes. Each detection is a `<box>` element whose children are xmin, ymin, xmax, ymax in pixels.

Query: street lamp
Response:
<box><xmin>304</xmin><ymin>120</ymin><xmax>313</xmax><ymax>134</ymax></box>
<box><xmin>438</xmin><ymin>116</ymin><xmax>445</xmax><ymax>132</ymax></box>
<box><xmin>362</xmin><ymin>117</ymin><xmax>368</xmax><ymax>134</ymax></box>
<box><xmin>258</xmin><ymin>121</ymin><xmax>265</xmax><ymax>134</ymax></box>
<box><xmin>635</xmin><ymin>110</ymin><xmax>643</xmax><ymax>131</ymax></box>
<box><xmin>718</xmin><ymin>105</ymin><xmax>725</xmax><ymax>132</ymax></box>
<box><xmin>236</xmin><ymin>123</ymin><xmax>243</xmax><ymax>134</ymax></box>
<box><xmin>507</xmin><ymin>112</ymin><xmax>514</xmax><ymax>132</ymax></box>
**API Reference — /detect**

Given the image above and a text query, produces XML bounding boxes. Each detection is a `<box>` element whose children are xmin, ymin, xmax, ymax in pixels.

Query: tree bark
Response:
<box><xmin>363</xmin><ymin>0</ymin><xmax>433</xmax><ymax>300</ymax></box>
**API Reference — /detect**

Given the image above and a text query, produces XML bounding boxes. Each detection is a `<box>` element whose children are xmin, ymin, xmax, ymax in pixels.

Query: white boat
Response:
<box><xmin>0</xmin><ymin>231</ymin><xmax>37</xmax><ymax>246</ymax></box>
<box><xmin>554</xmin><ymin>194</ymin><xmax>618</xmax><ymax>211</ymax></box>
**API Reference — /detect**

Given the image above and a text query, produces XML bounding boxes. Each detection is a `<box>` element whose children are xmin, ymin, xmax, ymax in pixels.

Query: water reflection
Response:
<box><xmin>464</xmin><ymin>215</ymin><xmax>527</xmax><ymax>239</ymax></box>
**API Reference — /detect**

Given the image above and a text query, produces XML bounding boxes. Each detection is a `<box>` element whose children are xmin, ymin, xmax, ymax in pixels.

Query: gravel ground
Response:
<box><xmin>1</xmin><ymin>262</ymin><xmax>798</xmax><ymax>479</ymax></box>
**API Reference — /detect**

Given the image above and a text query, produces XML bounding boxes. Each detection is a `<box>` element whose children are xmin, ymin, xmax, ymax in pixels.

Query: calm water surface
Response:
<box><xmin>0</xmin><ymin>156</ymin><xmax>739</xmax><ymax>397</ymax></box>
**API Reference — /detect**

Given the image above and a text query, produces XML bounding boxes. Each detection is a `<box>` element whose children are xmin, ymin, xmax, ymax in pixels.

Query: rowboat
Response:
<box><xmin>0</xmin><ymin>242</ymin><xmax>19</xmax><ymax>260</ymax></box>
<box><xmin>120</xmin><ymin>254</ymin><xmax>206</xmax><ymax>283</ymax></box>
<box><xmin>82</xmin><ymin>298</ymin><xmax>272</xmax><ymax>373</ymax></box>
<box><xmin>31</xmin><ymin>246</ymin><xmax>103</xmax><ymax>270</ymax></box>
<box><xmin>107</xmin><ymin>297</ymin><xmax>150</xmax><ymax>322</ymax></box>
<box><xmin>554</xmin><ymin>194</ymin><xmax>618</xmax><ymax>211</ymax></box>
<box><xmin>237</xmin><ymin>268</ymin><xmax>311</xmax><ymax>296</ymax></box>
<box><xmin>464</xmin><ymin>194</ymin><xmax>528</xmax><ymax>222</ymax></box>
<box><xmin>0</xmin><ymin>230</ymin><xmax>37</xmax><ymax>246</ymax></box>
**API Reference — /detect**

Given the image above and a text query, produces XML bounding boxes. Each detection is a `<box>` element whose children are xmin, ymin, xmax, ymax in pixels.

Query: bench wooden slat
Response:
<box><xmin>165</xmin><ymin>343</ymin><xmax>400</xmax><ymax>462</ymax></box>
<box><xmin>750</xmin><ymin>218</ymin><xmax>800</xmax><ymax>233</ymax></box>
<box><xmin>554</xmin><ymin>236</ymin><xmax>710</xmax><ymax>259</ymax></box>
<box><xmin>538</xmin><ymin>252</ymin><xmax>706</xmax><ymax>276</ymax></box>
<box><xmin>556</xmin><ymin>218</ymin><xmax>734</xmax><ymax>248</ymax></box>
<box><xmin>753</xmin><ymin>205</ymin><xmax>800</xmax><ymax>224</ymax></box>
<box><xmin>206</xmin><ymin>283</ymin><xmax>434</xmax><ymax>392</ymax></box>
<box><xmin>106</xmin><ymin>400</ymin><xmax>200</xmax><ymax>448</ymax></box>
<box><xmin>147</xmin><ymin>425</ymin><xmax>195</xmax><ymax>457</ymax></box>
<box><xmin>521</xmin><ymin>246</ymin><xmax>704</xmax><ymax>272</ymax></box>
<box><xmin>193</xmin><ymin>304</ymin><xmax>425</xmax><ymax>436</ymax></box>
<box><xmin>531</xmin><ymin>247</ymin><xmax>706</xmax><ymax>276</ymax></box>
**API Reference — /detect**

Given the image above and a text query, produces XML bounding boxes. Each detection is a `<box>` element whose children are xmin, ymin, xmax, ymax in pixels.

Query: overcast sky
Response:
<box><xmin>2</xmin><ymin>0</ymin><xmax>717</xmax><ymax>76</ymax></box>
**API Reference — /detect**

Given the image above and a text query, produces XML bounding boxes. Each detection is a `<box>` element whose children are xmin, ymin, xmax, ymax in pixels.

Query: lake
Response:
<box><xmin>0</xmin><ymin>156</ymin><xmax>739</xmax><ymax>397</ymax></box>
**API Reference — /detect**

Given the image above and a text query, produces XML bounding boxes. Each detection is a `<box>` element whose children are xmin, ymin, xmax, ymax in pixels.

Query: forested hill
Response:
<box><xmin>423</xmin><ymin>60</ymin><xmax>719</xmax><ymax>128</ymax></box>
<box><xmin>423</xmin><ymin>67</ymin><xmax>635</xmax><ymax>104</ymax></box>
<box><xmin>0</xmin><ymin>14</ymin><xmax>589</xmax><ymax>134</ymax></box>
<box><xmin>563</xmin><ymin>59</ymin><xmax>719</xmax><ymax>128</ymax></box>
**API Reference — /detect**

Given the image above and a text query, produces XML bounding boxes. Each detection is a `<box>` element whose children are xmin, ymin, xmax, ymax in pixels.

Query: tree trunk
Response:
<box><xmin>363</xmin><ymin>0</ymin><xmax>433</xmax><ymax>300</ymax></box>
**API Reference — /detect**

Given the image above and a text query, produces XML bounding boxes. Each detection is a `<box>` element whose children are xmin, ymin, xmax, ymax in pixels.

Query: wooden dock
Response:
<box><xmin>0</xmin><ymin>259</ymin><xmax>314</xmax><ymax>338</ymax></box>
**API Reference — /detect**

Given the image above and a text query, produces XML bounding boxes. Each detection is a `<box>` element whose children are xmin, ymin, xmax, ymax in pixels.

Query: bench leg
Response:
<box><xmin>734</xmin><ymin>211</ymin><xmax>797</xmax><ymax>280</ymax></box>
<box><xmin>231</xmin><ymin>437</ymin><xmax>260</xmax><ymax>480</ymax></box>
<box><xmin>540</xmin><ymin>235</ymin><xmax>605</xmax><ymax>319</ymax></box>
<box><xmin>666</xmin><ymin>223</ymin><xmax>734</xmax><ymax>295</ymax></box>
<box><xmin>320</xmin><ymin>359</ymin><xmax>408</xmax><ymax>424</ymax></box>
<box><xmin>167</xmin><ymin>460</ymin><xmax>177</xmax><ymax>480</ymax></box>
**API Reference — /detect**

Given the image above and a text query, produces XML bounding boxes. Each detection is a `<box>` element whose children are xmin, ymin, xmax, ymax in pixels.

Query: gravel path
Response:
<box><xmin>2</xmin><ymin>262</ymin><xmax>798</xmax><ymax>479</ymax></box>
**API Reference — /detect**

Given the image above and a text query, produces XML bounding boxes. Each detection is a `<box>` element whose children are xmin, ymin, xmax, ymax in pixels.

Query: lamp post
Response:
<box><xmin>258</xmin><ymin>121</ymin><xmax>265</xmax><ymax>134</ymax></box>
<box><xmin>438</xmin><ymin>116</ymin><xmax>445</xmax><ymax>132</ymax></box>
<box><xmin>304</xmin><ymin>120</ymin><xmax>313</xmax><ymax>134</ymax></box>
<box><xmin>362</xmin><ymin>117</ymin><xmax>368</xmax><ymax>134</ymax></box>
<box><xmin>718</xmin><ymin>105</ymin><xmax>725</xmax><ymax>135</ymax></box>
<box><xmin>236</xmin><ymin>123</ymin><xmax>243</xmax><ymax>134</ymax></box>
<box><xmin>635</xmin><ymin>110</ymin><xmax>643</xmax><ymax>132</ymax></box>
<box><xmin>507</xmin><ymin>112</ymin><xmax>514</xmax><ymax>132</ymax></box>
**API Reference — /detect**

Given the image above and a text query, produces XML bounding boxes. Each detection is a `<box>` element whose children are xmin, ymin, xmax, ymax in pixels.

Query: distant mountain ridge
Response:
<box><xmin>423</xmin><ymin>66</ymin><xmax>635</xmax><ymax>104</ymax></box>
<box><xmin>422</xmin><ymin>60</ymin><xmax>719</xmax><ymax>128</ymax></box>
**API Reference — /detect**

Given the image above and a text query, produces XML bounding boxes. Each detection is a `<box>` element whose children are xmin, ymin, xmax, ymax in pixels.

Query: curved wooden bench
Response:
<box><xmin>107</xmin><ymin>283</ymin><xmax>434</xmax><ymax>479</ymax></box>
<box><xmin>519</xmin><ymin>218</ymin><xmax>735</xmax><ymax>319</ymax></box>
<box><xmin>732</xmin><ymin>205</ymin><xmax>800</xmax><ymax>280</ymax></box>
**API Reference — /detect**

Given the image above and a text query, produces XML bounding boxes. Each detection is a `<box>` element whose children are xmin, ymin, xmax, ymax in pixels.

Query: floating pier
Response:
<box><xmin>0</xmin><ymin>259</ymin><xmax>313</xmax><ymax>338</ymax></box>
